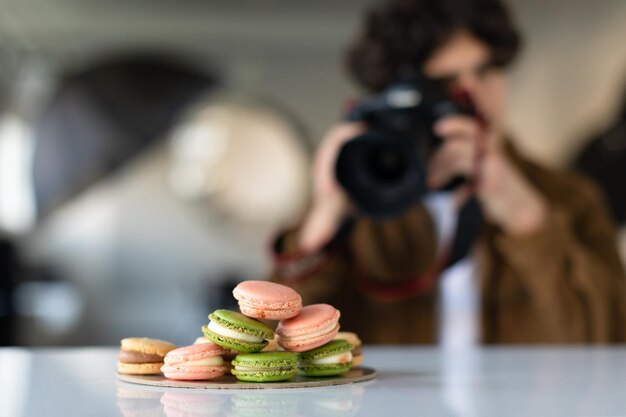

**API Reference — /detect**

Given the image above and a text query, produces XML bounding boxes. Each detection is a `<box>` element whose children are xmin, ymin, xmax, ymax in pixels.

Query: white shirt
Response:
<box><xmin>423</xmin><ymin>193</ymin><xmax>480</xmax><ymax>349</ymax></box>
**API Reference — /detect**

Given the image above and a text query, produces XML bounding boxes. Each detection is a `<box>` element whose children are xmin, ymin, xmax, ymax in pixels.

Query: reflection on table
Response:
<box><xmin>116</xmin><ymin>381</ymin><xmax>366</xmax><ymax>417</ymax></box>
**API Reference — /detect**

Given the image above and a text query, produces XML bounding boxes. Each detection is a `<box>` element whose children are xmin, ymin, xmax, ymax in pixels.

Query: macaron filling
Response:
<box><xmin>306</xmin><ymin>351</ymin><xmax>353</xmax><ymax>365</ymax></box>
<box><xmin>118</xmin><ymin>350</ymin><xmax>164</xmax><ymax>364</ymax></box>
<box><xmin>208</xmin><ymin>321</ymin><xmax>265</xmax><ymax>343</ymax></box>
<box><xmin>178</xmin><ymin>357</ymin><xmax>224</xmax><ymax>367</ymax></box>
<box><xmin>234</xmin><ymin>365</ymin><xmax>297</xmax><ymax>372</ymax></box>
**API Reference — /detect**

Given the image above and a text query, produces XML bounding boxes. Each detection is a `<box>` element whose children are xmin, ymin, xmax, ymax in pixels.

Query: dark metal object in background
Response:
<box><xmin>0</xmin><ymin>238</ymin><xmax>17</xmax><ymax>345</ymax></box>
<box><xmin>573</xmin><ymin>84</ymin><xmax>626</xmax><ymax>225</ymax></box>
<box><xmin>32</xmin><ymin>53</ymin><xmax>218</xmax><ymax>218</ymax></box>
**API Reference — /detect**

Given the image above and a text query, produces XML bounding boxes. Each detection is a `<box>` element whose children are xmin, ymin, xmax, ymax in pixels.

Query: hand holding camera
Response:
<box><xmin>299</xmin><ymin>77</ymin><xmax>547</xmax><ymax>254</ymax></box>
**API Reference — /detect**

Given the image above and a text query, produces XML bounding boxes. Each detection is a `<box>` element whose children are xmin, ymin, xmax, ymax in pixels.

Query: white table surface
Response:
<box><xmin>1</xmin><ymin>346</ymin><xmax>626</xmax><ymax>417</ymax></box>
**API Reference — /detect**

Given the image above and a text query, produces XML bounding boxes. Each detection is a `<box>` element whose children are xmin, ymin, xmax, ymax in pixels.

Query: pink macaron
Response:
<box><xmin>276</xmin><ymin>304</ymin><xmax>340</xmax><ymax>352</ymax></box>
<box><xmin>233</xmin><ymin>280</ymin><xmax>302</xmax><ymax>320</ymax></box>
<box><xmin>161</xmin><ymin>343</ymin><xmax>227</xmax><ymax>381</ymax></box>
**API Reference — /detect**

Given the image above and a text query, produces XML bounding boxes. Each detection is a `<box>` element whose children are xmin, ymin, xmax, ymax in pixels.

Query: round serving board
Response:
<box><xmin>117</xmin><ymin>366</ymin><xmax>376</xmax><ymax>390</ymax></box>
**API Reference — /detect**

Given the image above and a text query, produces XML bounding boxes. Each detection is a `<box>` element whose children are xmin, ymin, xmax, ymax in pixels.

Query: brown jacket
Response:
<box><xmin>271</xmin><ymin>143</ymin><xmax>626</xmax><ymax>344</ymax></box>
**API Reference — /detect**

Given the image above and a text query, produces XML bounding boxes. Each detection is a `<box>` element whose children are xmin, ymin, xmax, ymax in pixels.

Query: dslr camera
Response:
<box><xmin>335</xmin><ymin>75</ymin><xmax>475</xmax><ymax>219</ymax></box>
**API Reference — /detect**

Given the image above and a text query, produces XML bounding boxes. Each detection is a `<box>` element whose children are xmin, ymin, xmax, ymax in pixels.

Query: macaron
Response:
<box><xmin>117</xmin><ymin>337</ymin><xmax>176</xmax><ymax>375</ymax></box>
<box><xmin>298</xmin><ymin>339</ymin><xmax>353</xmax><ymax>377</ymax></box>
<box><xmin>161</xmin><ymin>342</ymin><xmax>227</xmax><ymax>381</ymax></box>
<box><xmin>202</xmin><ymin>309</ymin><xmax>274</xmax><ymax>353</ymax></box>
<box><xmin>233</xmin><ymin>280</ymin><xmax>302</xmax><ymax>320</ymax></box>
<box><xmin>333</xmin><ymin>332</ymin><xmax>363</xmax><ymax>368</ymax></box>
<box><xmin>231</xmin><ymin>351</ymin><xmax>299</xmax><ymax>382</ymax></box>
<box><xmin>277</xmin><ymin>304</ymin><xmax>340</xmax><ymax>352</ymax></box>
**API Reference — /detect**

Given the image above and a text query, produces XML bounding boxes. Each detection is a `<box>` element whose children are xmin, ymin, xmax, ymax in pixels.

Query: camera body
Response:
<box><xmin>335</xmin><ymin>76</ymin><xmax>474</xmax><ymax>219</ymax></box>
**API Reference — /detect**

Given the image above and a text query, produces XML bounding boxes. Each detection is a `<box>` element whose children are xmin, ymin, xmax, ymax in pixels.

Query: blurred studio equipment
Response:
<box><xmin>573</xmin><ymin>80</ymin><xmax>626</xmax><ymax>224</ymax></box>
<box><xmin>0</xmin><ymin>237</ymin><xmax>17</xmax><ymax>345</ymax></box>
<box><xmin>168</xmin><ymin>96</ymin><xmax>310</xmax><ymax>231</ymax></box>
<box><xmin>572</xmin><ymin>78</ymin><xmax>626</xmax><ymax>260</ymax></box>
<box><xmin>33</xmin><ymin>53</ymin><xmax>216</xmax><ymax>217</ymax></box>
<box><xmin>22</xmin><ymin>53</ymin><xmax>217</xmax><ymax>345</ymax></box>
<box><xmin>25</xmin><ymin>54</ymin><xmax>310</xmax><ymax>345</ymax></box>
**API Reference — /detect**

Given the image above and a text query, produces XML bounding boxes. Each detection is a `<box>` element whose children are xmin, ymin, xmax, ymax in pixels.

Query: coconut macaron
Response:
<box><xmin>117</xmin><ymin>337</ymin><xmax>177</xmax><ymax>375</ymax></box>
<box><xmin>233</xmin><ymin>280</ymin><xmax>302</xmax><ymax>320</ymax></box>
<box><xmin>161</xmin><ymin>343</ymin><xmax>227</xmax><ymax>381</ymax></box>
<box><xmin>277</xmin><ymin>304</ymin><xmax>340</xmax><ymax>352</ymax></box>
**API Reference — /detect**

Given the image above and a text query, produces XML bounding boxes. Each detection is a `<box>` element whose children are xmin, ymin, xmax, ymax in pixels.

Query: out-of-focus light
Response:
<box><xmin>0</xmin><ymin>114</ymin><xmax>36</xmax><ymax>234</ymax></box>
<box><xmin>169</xmin><ymin>119</ymin><xmax>229</xmax><ymax>199</ymax></box>
<box><xmin>14</xmin><ymin>281</ymin><xmax>83</xmax><ymax>334</ymax></box>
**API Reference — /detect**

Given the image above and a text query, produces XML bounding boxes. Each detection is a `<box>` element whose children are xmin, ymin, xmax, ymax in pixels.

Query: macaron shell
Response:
<box><xmin>161</xmin><ymin>364</ymin><xmax>227</xmax><ymax>381</ymax></box>
<box><xmin>277</xmin><ymin>304</ymin><xmax>340</xmax><ymax>337</ymax></box>
<box><xmin>239</xmin><ymin>305</ymin><xmax>301</xmax><ymax>320</ymax></box>
<box><xmin>210</xmin><ymin>310</ymin><xmax>275</xmax><ymax>339</ymax></box>
<box><xmin>193</xmin><ymin>336</ymin><xmax>212</xmax><ymax>345</ymax></box>
<box><xmin>231</xmin><ymin>368</ymin><xmax>298</xmax><ymax>382</ymax></box>
<box><xmin>120</xmin><ymin>337</ymin><xmax>176</xmax><ymax>356</ymax></box>
<box><xmin>299</xmin><ymin>362</ymin><xmax>352</xmax><ymax>377</ymax></box>
<box><xmin>297</xmin><ymin>339</ymin><xmax>354</xmax><ymax>361</ymax></box>
<box><xmin>164</xmin><ymin>343</ymin><xmax>225</xmax><ymax>365</ymax></box>
<box><xmin>232</xmin><ymin>351</ymin><xmax>298</xmax><ymax>367</ymax></box>
<box><xmin>233</xmin><ymin>280</ymin><xmax>302</xmax><ymax>310</ymax></box>
<box><xmin>278</xmin><ymin>324</ymin><xmax>340</xmax><ymax>353</ymax></box>
<box><xmin>352</xmin><ymin>355</ymin><xmax>364</xmax><ymax>368</ymax></box>
<box><xmin>117</xmin><ymin>362</ymin><xmax>164</xmax><ymax>375</ymax></box>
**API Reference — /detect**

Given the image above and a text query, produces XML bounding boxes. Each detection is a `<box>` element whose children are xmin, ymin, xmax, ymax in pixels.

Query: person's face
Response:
<box><xmin>423</xmin><ymin>30</ymin><xmax>508</xmax><ymax>131</ymax></box>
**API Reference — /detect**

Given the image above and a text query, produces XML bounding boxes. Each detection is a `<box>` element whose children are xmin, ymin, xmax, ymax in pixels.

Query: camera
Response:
<box><xmin>335</xmin><ymin>75</ymin><xmax>475</xmax><ymax>219</ymax></box>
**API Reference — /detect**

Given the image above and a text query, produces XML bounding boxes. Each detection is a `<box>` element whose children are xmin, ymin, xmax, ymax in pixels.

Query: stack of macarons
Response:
<box><xmin>117</xmin><ymin>280</ymin><xmax>363</xmax><ymax>382</ymax></box>
<box><xmin>205</xmin><ymin>280</ymin><xmax>357</xmax><ymax>381</ymax></box>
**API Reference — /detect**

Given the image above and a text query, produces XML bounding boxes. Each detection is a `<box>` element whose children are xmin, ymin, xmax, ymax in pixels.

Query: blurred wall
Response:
<box><xmin>508</xmin><ymin>0</ymin><xmax>626</xmax><ymax>166</ymax></box>
<box><xmin>0</xmin><ymin>0</ymin><xmax>624</xmax><ymax>164</ymax></box>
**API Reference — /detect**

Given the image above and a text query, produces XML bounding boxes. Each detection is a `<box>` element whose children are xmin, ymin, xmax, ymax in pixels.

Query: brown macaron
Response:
<box><xmin>117</xmin><ymin>337</ymin><xmax>176</xmax><ymax>375</ymax></box>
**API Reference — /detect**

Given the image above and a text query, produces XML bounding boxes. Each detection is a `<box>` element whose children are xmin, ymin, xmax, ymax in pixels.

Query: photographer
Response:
<box><xmin>271</xmin><ymin>0</ymin><xmax>626</xmax><ymax>344</ymax></box>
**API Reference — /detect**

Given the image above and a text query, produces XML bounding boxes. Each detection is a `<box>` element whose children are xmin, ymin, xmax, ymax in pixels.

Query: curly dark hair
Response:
<box><xmin>345</xmin><ymin>0</ymin><xmax>522</xmax><ymax>92</ymax></box>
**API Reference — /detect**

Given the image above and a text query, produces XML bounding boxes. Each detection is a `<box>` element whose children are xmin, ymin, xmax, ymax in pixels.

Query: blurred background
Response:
<box><xmin>0</xmin><ymin>0</ymin><xmax>624</xmax><ymax>346</ymax></box>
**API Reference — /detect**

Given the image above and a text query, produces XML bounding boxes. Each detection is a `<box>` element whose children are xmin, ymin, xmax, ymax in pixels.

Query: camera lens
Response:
<box><xmin>366</xmin><ymin>145</ymin><xmax>407</xmax><ymax>183</ymax></box>
<box><xmin>335</xmin><ymin>131</ymin><xmax>426</xmax><ymax>219</ymax></box>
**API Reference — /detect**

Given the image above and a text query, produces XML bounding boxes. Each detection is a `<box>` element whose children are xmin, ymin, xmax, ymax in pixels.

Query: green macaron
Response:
<box><xmin>202</xmin><ymin>309</ymin><xmax>274</xmax><ymax>353</ymax></box>
<box><xmin>232</xmin><ymin>352</ymin><xmax>299</xmax><ymax>382</ymax></box>
<box><xmin>298</xmin><ymin>339</ymin><xmax>354</xmax><ymax>377</ymax></box>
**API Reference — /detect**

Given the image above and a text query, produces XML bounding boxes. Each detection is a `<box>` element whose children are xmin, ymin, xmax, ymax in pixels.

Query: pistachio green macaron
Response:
<box><xmin>232</xmin><ymin>352</ymin><xmax>299</xmax><ymax>382</ymax></box>
<box><xmin>298</xmin><ymin>339</ymin><xmax>354</xmax><ymax>377</ymax></box>
<box><xmin>202</xmin><ymin>309</ymin><xmax>274</xmax><ymax>353</ymax></box>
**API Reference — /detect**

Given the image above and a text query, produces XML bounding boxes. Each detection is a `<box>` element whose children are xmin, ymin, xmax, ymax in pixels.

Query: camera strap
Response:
<box><xmin>352</xmin><ymin>196</ymin><xmax>482</xmax><ymax>302</ymax></box>
<box><xmin>272</xmin><ymin>197</ymin><xmax>483</xmax><ymax>300</ymax></box>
